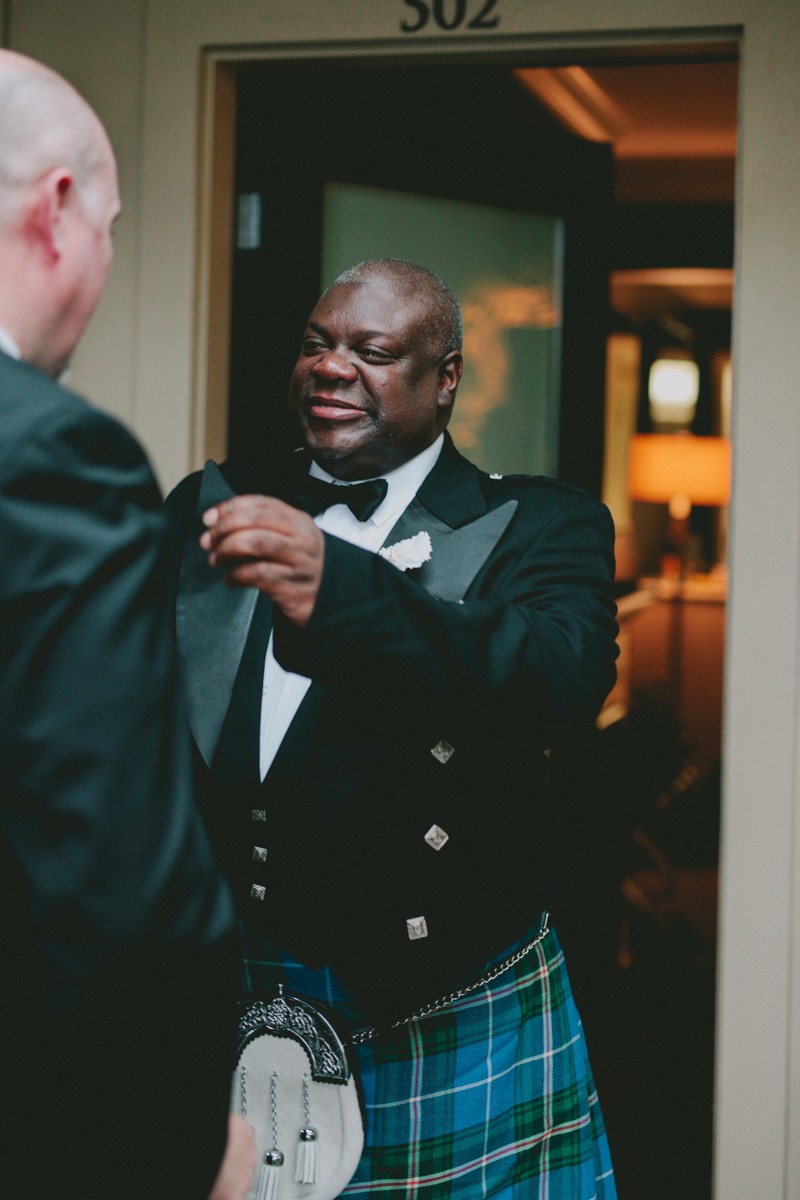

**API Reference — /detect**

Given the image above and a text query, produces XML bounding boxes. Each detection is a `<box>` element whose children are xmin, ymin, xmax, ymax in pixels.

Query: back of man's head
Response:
<box><xmin>0</xmin><ymin>52</ymin><xmax>108</xmax><ymax>229</ymax></box>
<box><xmin>0</xmin><ymin>50</ymin><xmax>118</xmax><ymax>376</ymax></box>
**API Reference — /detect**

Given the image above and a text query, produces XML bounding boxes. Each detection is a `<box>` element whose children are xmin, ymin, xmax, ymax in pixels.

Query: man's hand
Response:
<box><xmin>207</xmin><ymin>1113</ymin><xmax>256</xmax><ymax>1200</ymax></box>
<box><xmin>200</xmin><ymin>495</ymin><xmax>325</xmax><ymax>627</ymax></box>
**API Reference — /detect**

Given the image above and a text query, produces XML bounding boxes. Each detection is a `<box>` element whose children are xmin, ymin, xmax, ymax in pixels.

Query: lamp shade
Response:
<box><xmin>628</xmin><ymin>433</ymin><xmax>731</xmax><ymax>507</ymax></box>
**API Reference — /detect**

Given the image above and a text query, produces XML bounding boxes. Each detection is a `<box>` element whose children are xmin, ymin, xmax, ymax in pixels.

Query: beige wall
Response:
<box><xmin>8</xmin><ymin>2</ymin><xmax>800</xmax><ymax>1196</ymax></box>
<box><xmin>10</xmin><ymin>1</ymin><xmax>147</xmax><ymax>432</ymax></box>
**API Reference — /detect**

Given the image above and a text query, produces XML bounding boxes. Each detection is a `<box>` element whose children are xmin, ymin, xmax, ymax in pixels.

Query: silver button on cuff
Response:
<box><xmin>430</xmin><ymin>739</ymin><xmax>455</xmax><ymax>764</ymax></box>
<box><xmin>251</xmin><ymin>809</ymin><xmax>267</xmax><ymax>822</ymax></box>
<box><xmin>252</xmin><ymin>846</ymin><xmax>268</xmax><ymax>863</ymax></box>
<box><xmin>424</xmin><ymin>824</ymin><xmax>449</xmax><ymax>851</ymax></box>
<box><xmin>250</xmin><ymin>884</ymin><xmax>266</xmax><ymax>901</ymax></box>
<box><xmin>406</xmin><ymin>915</ymin><xmax>429</xmax><ymax>940</ymax></box>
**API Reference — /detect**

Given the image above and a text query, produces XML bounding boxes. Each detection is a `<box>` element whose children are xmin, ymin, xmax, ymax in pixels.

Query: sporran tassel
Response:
<box><xmin>295</xmin><ymin>1073</ymin><xmax>319</xmax><ymax>1184</ymax></box>
<box><xmin>255</xmin><ymin>1150</ymin><xmax>284</xmax><ymax>1200</ymax></box>
<box><xmin>255</xmin><ymin>1071</ymin><xmax>284</xmax><ymax>1200</ymax></box>
<box><xmin>295</xmin><ymin>1126</ymin><xmax>318</xmax><ymax>1185</ymax></box>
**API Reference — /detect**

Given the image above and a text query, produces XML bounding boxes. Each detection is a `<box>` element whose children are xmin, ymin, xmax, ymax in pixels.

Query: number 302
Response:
<box><xmin>400</xmin><ymin>0</ymin><xmax>501</xmax><ymax>34</ymax></box>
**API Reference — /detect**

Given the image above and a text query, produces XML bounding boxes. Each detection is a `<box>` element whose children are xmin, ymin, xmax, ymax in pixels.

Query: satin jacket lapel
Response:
<box><xmin>385</xmin><ymin>440</ymin><xmax>518</xmax><ymax>602</ymax></box>
<box><xmin>176</xmin><ymin>460</ymin><xmax>267</xmax><ymax>766</ymax></box>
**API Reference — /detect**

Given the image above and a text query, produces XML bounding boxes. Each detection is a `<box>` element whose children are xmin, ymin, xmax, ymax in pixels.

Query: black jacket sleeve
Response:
<box><xmin>275</xmin><ymin>487</ymin><xmax>618</xmax><ymax>744</ymax></box>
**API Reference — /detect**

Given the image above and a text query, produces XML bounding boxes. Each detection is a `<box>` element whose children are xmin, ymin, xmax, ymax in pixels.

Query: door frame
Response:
<box><xmin>133</xmin><ymin>5</ymin><xmax>800</xmax><ymax>1197</ymax></box>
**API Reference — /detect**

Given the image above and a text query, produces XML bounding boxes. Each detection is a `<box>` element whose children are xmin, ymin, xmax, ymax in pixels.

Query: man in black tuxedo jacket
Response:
<box><xmin>0</xmin><ymin>50</ymin><xmax>253</xmax><ymax>1199</ymax></box>
<box><xmin>169</xmin><ymin>259</ymin><xmax>620</xmax><ymax>1196</ymax></box>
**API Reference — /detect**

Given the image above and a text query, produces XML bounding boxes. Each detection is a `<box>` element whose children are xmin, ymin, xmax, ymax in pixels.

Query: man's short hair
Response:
<box><xmin>327</xmin><ymin>258</ymin><xmax>463</xmax><ymax>360</ymax></box>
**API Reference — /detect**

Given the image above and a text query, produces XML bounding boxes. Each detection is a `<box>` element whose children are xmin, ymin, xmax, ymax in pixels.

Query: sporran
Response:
<box><xmin>233</xmin><ymin>986</ymin><xmax>365</xmax><ymax>1200</ymax></box>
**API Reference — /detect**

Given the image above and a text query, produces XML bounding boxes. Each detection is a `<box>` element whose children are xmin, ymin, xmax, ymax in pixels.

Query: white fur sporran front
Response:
<box><xmin>233</xmin><ymin>988</ymin><xmax>364</xmax><ymax>1200</ymax></box>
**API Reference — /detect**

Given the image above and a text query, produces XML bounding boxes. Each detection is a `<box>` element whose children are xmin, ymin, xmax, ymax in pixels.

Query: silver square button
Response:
<box><xmin>251</xmin><ymin>809</ymin><xmax>267</xmax><ymax>823</ymax></box>
<box><xmin>252</xmin><ymin>846</ymin><xmax>268</xmax><ymax>863</ymax></box>
<box><xmin>430</xmin><ymin>739</ymin><xmax>455</xmax><ymax>764</ymax></box>
<box><xmin>424</xmin><ymin>824</ymin><xmax>449</xmax><ymax>851</ymax></box>
<box><xmin>406</xmin><ymin>915</ymin><xmax>429</xmax><ymax>941</ymax></box>
<box><xmin>250</xmin><ymin>884</ymin><xmax>266</xmax><ymax>901</ymax></box>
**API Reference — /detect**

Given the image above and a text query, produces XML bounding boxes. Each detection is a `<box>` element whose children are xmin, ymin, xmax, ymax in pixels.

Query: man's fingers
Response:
<box><xmin>206</xmin><ymin>528</ymin><xmax>289</xmax><ymax>567</ymax></box>
<box><xmin>201</xmin><ymin>494</ymin><xmax>300</xmax><ymax>543</ymax></box>
<box><xmin>199</xmin><ymin>492</ymin><xmax>324</xmax><ymax>626</ymax></box>
<box><xmin>200</xmin><ymin>496</ymin><xmax>316</xmax><ymax>555</ymax></box>
<box><xmin>223</xmin><ymin>560</ymin><xmax>320</xmax><ymax>626</ymax></box>
<box><xmin>222</xmin><ymin>561</ymin><xmax>287</xmax><ymax>590</ymax></box>
<box><xmin>202</xmin><ymin>493</ymin><xmax>285</xmax><ymax>526</ymax></box>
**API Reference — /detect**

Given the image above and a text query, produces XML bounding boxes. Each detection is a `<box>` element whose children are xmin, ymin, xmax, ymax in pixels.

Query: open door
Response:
<box><xmin>226</xmin><ymin>61</ymin><xmax>613</xmax><ymax>494</ymax></box>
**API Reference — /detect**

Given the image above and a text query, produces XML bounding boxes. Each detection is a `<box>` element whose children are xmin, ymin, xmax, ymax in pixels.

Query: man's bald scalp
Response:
<box><xmin>0</xmin><ymin>51</ymin><xmax>110</xmax><ymax>228</ymax></box>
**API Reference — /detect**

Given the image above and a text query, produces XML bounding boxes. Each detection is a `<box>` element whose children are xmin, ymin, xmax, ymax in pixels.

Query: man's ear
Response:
<box><xmin>437</xmin><ymin>350</ymin><xmax>463</xmax><ymax>410</ymax></box>
<box><xmin>27</xmin><ymin>167</ymin><xmax>73</xmax><ymax>262</ymax></box>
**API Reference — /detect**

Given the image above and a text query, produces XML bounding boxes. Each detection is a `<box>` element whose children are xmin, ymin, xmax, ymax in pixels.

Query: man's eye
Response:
<box><xmin>302</xmin><ymin>338</ymin><xmax>328</xmax><ymax>354</ymax></box>
<box><xmin>360</xmin><ymin>348</ymin><xmax>393</xmax><ymax>362</ymax></box>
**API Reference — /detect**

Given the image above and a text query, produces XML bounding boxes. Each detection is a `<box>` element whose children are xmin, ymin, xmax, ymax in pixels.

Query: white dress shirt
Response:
<box><xmin>258</xmin><ymin>434</ymin><xmax>444</xmax><ymax>779</ymax></box>
<box><xmin>0</xmin><ymin>325</ymin><xmax>21</xmax><ymax>359</ymax></box>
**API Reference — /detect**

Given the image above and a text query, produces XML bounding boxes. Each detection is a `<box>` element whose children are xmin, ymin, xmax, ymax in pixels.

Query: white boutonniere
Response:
<box><xmin>378</xmin><ymin>530</ymin><xmax>432</xmax><ymax>572</ymax></box>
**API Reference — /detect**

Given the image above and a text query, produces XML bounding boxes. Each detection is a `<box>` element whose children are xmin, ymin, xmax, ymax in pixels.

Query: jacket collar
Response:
<box><xmin>382</xmin><ymin>433</ymin><xmax>517</xmax><ymax>602</ymax></box>
<box><xmin>414</xmin><ymin>432</ymin><xmax>490</xmax><ymax>527</ymax></box>
<box><xmin>176</xmin><ymin>461</ymin><xmax>262</xmax><ymax>766</ymax></box>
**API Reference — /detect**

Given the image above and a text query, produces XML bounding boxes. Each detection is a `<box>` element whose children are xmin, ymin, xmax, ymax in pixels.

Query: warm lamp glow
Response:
<box><xmin>648</xmin><ymin>359</ymin><xmax>700</xmax><ymax>425</ymax></box>
<box><xmin>628</xmin><ymin>433</ymin><xmax>731</xmax><ymax>509</ymax></box>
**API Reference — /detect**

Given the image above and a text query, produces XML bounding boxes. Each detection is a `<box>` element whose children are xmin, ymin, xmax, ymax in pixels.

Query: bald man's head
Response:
<box><xmin>0</xmin><ymin>50</ymin><xmax>120</xmax><ymax>376</ymax></box>
<box><xmin>0</xmin><ymin>51</ymin><xmax>113</xmax><ymax>229</ymax></box>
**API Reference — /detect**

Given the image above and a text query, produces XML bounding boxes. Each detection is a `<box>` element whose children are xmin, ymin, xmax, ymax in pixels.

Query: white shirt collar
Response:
<box><xmin>0</xmin><ymin>325</ymin><xmax>21</xmax><ymax>360</ymax></box>
<box><xmin>308</xmin><ymin>434</ymin><xmax>444</xmax><ymax>528</ymax></box>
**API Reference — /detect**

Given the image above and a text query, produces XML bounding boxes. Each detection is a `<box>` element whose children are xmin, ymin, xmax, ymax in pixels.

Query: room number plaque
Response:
<box><xmin>399</xmin><ymin>0</ymin><xmax>501</xmax><ymax>33</ymax></box>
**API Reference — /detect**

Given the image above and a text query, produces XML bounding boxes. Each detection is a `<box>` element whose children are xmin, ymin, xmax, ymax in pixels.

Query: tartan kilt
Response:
<box><xmin>242</xmin><ymin>922</ymin><xmax>615</xmax><ymax>1199</ymax></box>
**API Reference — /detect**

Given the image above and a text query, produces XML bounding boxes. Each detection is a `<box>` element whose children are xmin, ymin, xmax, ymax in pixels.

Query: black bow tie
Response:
<box><xmin>292</xmin><ymin>475</ymin><xmax>388</xmax><ymax>522</ymax></box>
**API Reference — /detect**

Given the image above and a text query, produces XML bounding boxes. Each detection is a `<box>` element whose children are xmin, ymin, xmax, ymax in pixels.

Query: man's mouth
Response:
<box><xmin>307</xmin><ymin>395</ymin><xmax>368</xmax><ymax>422</ymax></box>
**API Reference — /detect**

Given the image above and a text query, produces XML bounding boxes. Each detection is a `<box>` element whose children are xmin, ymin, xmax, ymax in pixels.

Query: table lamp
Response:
<box><xmin>628</xmin><ymin>432</ymin><xmax>731</xmax><ymax>578</ymax></box>
<box><xmin>628</xmin><ymin>431</ymin><xmax>731</xmax><ymax>707</ymax></box>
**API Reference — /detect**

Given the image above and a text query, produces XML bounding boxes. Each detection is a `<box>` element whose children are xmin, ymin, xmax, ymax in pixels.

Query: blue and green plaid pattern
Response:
<box><xmin>243</xmin><ymin>922</ymin><xmax>615</xmax><ymax>1198</ymax></box>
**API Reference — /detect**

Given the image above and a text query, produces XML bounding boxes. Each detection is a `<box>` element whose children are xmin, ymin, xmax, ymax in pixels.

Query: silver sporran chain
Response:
<box><xmin>351</xmin><ymin>911</ymin><xmax>551</xmax><ymax>1044</ymax></box>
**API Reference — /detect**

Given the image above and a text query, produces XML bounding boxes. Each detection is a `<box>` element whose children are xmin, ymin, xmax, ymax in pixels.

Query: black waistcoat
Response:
<box><xmin>202</xmin><ymin>594</ymin><xmax>329</xmax><ymax>966</ymax></box>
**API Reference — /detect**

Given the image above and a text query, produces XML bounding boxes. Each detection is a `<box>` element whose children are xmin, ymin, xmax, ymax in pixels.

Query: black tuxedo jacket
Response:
<box><xmin>0</xmin><ymin>351</ymin><xmax>238</xmax><ymax>1196</ymax></box>
<box><xmin>167</xmin><ymin>434</ymin><xmax>618</xmax><ymax>1024</ymax></box>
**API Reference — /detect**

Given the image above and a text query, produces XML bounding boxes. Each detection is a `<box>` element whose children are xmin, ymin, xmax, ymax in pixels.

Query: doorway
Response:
<box><xmin>222</xmin><ymin>51</ymin><xmax>735</xmax><ymax>1200</ymax></box>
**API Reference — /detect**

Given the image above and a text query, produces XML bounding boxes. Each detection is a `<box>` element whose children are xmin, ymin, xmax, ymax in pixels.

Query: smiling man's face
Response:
<box><xmin>288</xmin><ymin>274</ymin><xmax>461</xmax><ymax>481</ymax></box>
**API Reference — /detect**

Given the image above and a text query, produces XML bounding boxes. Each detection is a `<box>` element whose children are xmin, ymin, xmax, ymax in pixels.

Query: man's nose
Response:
<box><xmin>312</xmin><ymin>349</ymin><xmax>358</xmax><ymax>382</ymax></box>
